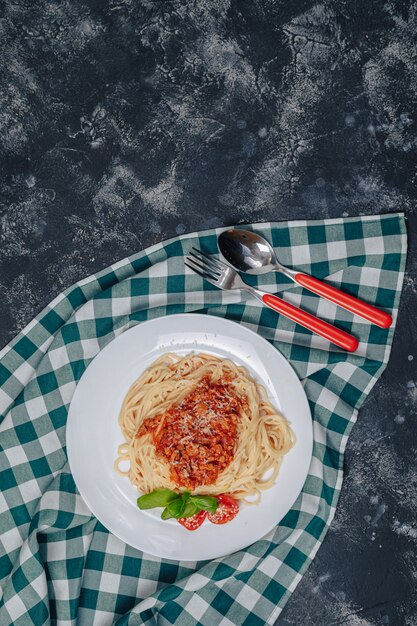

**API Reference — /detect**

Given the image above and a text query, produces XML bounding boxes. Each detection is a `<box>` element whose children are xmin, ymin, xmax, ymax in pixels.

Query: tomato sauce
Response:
<box><xmin>138</xmin><ymin>376</ymin><xmax>245</xmax><ymax>489</ymax></box>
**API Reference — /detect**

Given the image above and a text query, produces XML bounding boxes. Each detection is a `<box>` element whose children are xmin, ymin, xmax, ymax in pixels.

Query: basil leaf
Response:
<box><xmin>166</xmin><ymin>498</ymin><xmax>186</xmax><ymax>518</ymax></box>
<box><xmin>190</xmin><ymin>495</ymin><xmax>218</xmax><ymax>513</ymax></box>
<box><xmin>137</xmin><ymin>488</ymin><xmax>178</xmax><ymax>510</ymax></box>
<box><xmin>161</xmin><ymin>507</ymin><xmax>174</xmax><ymax>520</ymax></box>
<box><xmin>181</xmin><ymin>500</ymin><xmax>199</xmax><ymax>518</ymax></box>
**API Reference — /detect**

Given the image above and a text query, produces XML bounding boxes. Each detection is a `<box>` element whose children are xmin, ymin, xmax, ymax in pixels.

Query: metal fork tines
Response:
<box><xmin>185</xmin><ymin>247</ymin><xmax>244</xmax><ymax>290</ymax></box>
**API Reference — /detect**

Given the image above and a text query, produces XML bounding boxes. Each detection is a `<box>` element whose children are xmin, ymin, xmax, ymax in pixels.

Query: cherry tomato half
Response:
<box><xmin>177</xmin><ymin>509</ymin><xmax>207</xmax><ymax>531</ymax></box>
<box><xmin>208</xmin><ymin>494</ymin><xmax>239</xmax><ymax>525</ymax></box>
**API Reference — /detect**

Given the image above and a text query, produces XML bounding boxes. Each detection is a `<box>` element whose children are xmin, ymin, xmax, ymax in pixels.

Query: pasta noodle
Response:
<box><xmin>114</xmin><ymin>352</ymin><xmax>295</xmax><ymax>502</ymax></box>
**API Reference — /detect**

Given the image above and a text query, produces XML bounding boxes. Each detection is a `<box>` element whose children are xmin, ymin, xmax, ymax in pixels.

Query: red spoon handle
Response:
<box><xmin>294</xmin><ymin>273</ymin><xmax>392</xmax><ymax>329</ymax></box>
<box><xmin>261</xmin><ymin>293</ymin><xmax>359</xmax><ymax>352</ymax></box>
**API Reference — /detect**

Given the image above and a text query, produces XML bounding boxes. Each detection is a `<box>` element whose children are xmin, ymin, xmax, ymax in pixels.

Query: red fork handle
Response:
<box><xmin>294</xmin><ymin>273</ymin><xmax>392</xmax><ymax>329</ymax></box>
<box><xmin>262</xmin><ymin>293</ymin><xmax>358</xmax><ymax>352</ymax></box>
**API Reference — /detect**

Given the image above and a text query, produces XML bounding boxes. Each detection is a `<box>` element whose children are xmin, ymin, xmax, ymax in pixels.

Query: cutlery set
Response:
<box><xmin>185</xmin><ymin>229</ymin><xmax>393</xmax><ymax>352</ymax></box>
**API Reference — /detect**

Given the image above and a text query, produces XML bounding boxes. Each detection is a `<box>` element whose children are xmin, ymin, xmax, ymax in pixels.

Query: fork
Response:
<box><xmin>185</xmin><ymin>248</ymin><xmax>359</xmax><ymax>352</ymax></box>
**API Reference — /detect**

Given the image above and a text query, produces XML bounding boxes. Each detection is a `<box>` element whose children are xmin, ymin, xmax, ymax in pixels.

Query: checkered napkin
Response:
<box><xmin>0</xmin><ymin>214</ymin><xmax>407</xmax><ymax>626</ymax></box>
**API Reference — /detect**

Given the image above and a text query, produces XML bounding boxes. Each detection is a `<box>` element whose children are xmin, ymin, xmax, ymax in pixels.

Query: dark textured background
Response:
<box><xmin>1</xmin><ymin>1</ymin><xmax>416</xmax><ymax>624</ymax></box>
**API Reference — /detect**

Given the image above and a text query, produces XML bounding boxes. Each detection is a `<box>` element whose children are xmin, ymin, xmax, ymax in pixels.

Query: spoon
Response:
<box><xmin>218</xmin><ymin>229</ymin><xmax>392</xmax><ymax>328</ymax></box>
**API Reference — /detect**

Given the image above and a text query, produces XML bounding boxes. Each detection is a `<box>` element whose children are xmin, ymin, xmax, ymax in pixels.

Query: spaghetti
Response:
<box><xmin>115</xmin><ymin>353</ymin><xmax>295</xmax><ymax>502</ymax></box>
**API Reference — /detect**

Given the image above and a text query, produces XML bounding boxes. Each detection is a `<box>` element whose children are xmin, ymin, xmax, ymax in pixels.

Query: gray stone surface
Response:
<box><xmin>0</xmin><ymin>1</ymin><xmax>416</xmax><ymax>624</ymax></box>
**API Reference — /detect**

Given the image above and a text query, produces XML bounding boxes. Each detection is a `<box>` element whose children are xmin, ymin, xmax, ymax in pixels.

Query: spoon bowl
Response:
<box><xmin>218</xmin><ymin>229</ymin><xmax>279</xmax><ymax>275</ymax></box>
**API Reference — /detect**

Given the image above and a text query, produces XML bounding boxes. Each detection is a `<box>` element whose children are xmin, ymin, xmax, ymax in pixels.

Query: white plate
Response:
<box><xmin>67</xmin><ymin>314</ymin><xmax>313</xmax><ymax>561</ymax></box>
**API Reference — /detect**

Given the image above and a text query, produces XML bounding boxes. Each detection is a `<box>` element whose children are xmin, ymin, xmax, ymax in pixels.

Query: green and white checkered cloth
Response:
<box><xmin>0</xmin><ymin>214</ymin><xmax>407</xmax><ymax>626</ymax></box>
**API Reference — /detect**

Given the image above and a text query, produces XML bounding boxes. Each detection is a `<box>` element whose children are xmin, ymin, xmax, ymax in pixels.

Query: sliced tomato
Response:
<box><xmin>208</xmin><ymin>494</ymin><xmax>239</xmax><ymax>525</ymax></box>
<box><xmin>177</xmin><ymin>510</ymin><xmax>207</xmax><ymax>531</ymax></box>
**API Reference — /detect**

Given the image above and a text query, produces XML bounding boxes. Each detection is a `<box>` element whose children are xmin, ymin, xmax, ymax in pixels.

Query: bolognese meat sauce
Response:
<box><xmin>138</xmin><ymin>375</ymin><xmax>246</xmax><ymax>489</ymax></box>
